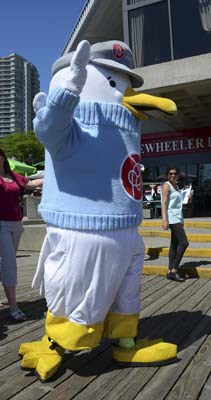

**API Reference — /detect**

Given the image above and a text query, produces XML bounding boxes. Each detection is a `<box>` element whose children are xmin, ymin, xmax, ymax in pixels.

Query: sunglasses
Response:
<box><xmin>168</xmin><ymin>172</ymin><xmax>178</xmax><ymax>176</ymax></box>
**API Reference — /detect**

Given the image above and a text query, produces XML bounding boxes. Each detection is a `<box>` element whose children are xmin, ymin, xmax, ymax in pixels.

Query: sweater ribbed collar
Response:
<box><xmin>74</xmin><ymin>101</ymin><xmax>140</xmax><ymax>133</ymax></box>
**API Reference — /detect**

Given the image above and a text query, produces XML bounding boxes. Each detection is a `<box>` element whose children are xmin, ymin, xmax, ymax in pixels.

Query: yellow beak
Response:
<box><xmin>122</xmin><ymin>88</ymin><xmax>177</xmax><ymax>121</ymax></box>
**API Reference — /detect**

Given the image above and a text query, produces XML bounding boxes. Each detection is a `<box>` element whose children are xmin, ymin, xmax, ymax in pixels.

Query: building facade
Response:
<box><xmin>123</xmin><ymin>0</ymin><xmax>211</xmax><ymax>182</ymax></box>
<box><xmin>0</xmin><ymin>53</ymin><xmax>40</xmax><ymax>136</ymax></box>
<box><xmin>62</xmin><ymin>0</ymin><xmax>211</xmax><ymax>213</ymax></box>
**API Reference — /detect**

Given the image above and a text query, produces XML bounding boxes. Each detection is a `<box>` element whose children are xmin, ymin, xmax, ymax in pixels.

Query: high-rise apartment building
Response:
<box><xmin>0</xmin><ymin>53</ymin><xmax>40</xmax><ymax>136</ymax></box>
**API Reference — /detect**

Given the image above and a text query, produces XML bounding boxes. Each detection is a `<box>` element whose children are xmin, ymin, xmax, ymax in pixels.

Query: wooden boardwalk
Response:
<box><xmin>1</xmin><ymin>251</ymin><xmax>211</xmax><ymax>400</ymax></box>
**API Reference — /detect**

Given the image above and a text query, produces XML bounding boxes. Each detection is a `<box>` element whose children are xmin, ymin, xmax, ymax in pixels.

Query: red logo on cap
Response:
<box><xmin>113</xmin><ymin>44</ymin><xmax>124</xmax><ymax>59</ymax></box>
<box><xmin>121</xmin><ymin>153</ymin><xmax>143</xmax><ymax>201</ymax></box>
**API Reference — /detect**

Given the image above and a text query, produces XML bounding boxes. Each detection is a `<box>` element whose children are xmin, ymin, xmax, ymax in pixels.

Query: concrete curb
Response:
<box><xmin>145</xmin><ymin>246</ymin><xmax>211</xmax><ymax>258</ymax></box>
<box><xmin>142</xmin><ymin>220</ymin><xmax>211</xmax><ymax>229</ymax></box>
<box><xmin>22</xmin><ymin>218</ymin><xmax>44</xmax><ymax>225</ymax></box>
<box><xmin>143</xmin><ymin>265</ymin><xmax>211</xmax><ymax>279</ymax></box>
<box><xmin>139</xmin><ymin>229</ymin><xmax>211</xmax><ymax>242</ymax></box>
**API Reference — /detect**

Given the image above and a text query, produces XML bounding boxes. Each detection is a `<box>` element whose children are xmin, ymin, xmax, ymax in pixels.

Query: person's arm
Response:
<box><xmin>25</xmin><ymin>178</ymin><xmax>43</xmax><ymax>191</ymax></box>
<box><xmin>161</xmin><ymin>183</ymin><xmax>170</xmax><ymax>230</ymax></box>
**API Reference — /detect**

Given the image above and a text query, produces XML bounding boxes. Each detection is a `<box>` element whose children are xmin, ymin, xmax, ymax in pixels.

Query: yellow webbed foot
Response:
<box><xmin>21</xmin><ymin>352</ymin><xmax>63</xmax><ymax>382</ymax></box>
<box><xmin>19</xmin><ymin>335</ymin><xmax>64</xmax><ymax>382</ymax></box>
<box><xmin>19</xmin><ymin>335</ymin><xmax>50</xmax><ymax>357</ymax></box>
<box><xmin>113</xmin><ymin>338</ymin><xmax>177</xmax><ymax>366</ymax></box>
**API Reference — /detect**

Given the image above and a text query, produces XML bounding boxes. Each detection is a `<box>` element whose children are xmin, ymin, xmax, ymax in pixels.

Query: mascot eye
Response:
<box><xmin>107</xmin><ymin>76</ymin><xmax>116</xmax><ymax>88</ymax></box>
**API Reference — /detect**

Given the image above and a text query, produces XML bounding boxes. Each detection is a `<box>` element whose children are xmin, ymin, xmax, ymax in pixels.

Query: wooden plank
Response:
<box><xmin>0</xmin><ymin>363</ymin><xmax>39</xmax><ymax>400</ymax></box>
<box><xmin>0</xmin><ymin>276</ymin><xmax>171</xmax><ymax>398</ymax></box>
<box><xmin>0</xmin><ymin>327</ymin><xmax>45</xmax><ymax>370</ymax></box>
<box><xmin>133</xmin><ymin>331</ymin><xmax>207</xmax><ymax>400</ymax></box>
<box><xmin>0</xmin><ymin>298</ymin><xmax>46</xmax><ymax>339</ymax></box>
<box><xmin>140</xmin><ymin>279</ymin><xmax>211</xmax><ymax>341</ymax></box>
<box><xmin>80</xmin><ymin>366</ymin><xmax>157</xmax><ymax>400</ymax></box>
<box><xmin>141</xmin><ymin>276</ymin><xmax>165</xmax><ymax>292</ymax></box>
<box><xmin>44</xmin><ymin>281</ymin><xmax>211</xmax><ymax>400</ymax></box>
<box><xmin>136</xmin><ymin>280</ymin><xmax>200</xmax><ymax>344</ymax></box>
<box><xmin>141</xmin><ymin>276</ymin><xmax>171</xmax><ymax>298</ymax></box>
<box><xmin>41</xmin><ymin>362</ymin><xmax>133</xmax><ymax>400</ymax></box>
<box><xmin>140</xmin><ymin>279</ymin><xmax>198</xmax><ymax>317</ymax></box>
<box><xmin>198</xmin><ymin>374</ymin><xmax>211</xmax><ymax>400</ymax></box>
<box><xmin>165</xmin><ymin>335</ymin><xmax>211</xmax><ymax>400</ymax></box>
<box><xmin>141</xmin><ymin>275</ymin><xmax>160</xmax><ymax>285</ymax></box>
<box><xmin>106</xmin><ymin>281</ymin><xmax>211</xmax><ymax>400</ymax></box>
<box><xmin>132</xmin><ymin>286</ymin><xmax>211</xmax><ymax>400</ymax></box>
<box><xmin>78</xmin><ymin>290</ymin><xmax>211</xmax><ymax>400</ymax></box>
<box><xmin>9</xmin><ymin>343</ymin><xmax>112</xmax><ymax>400</ymax></box>
<box><xmin>107</xmin><ymin>307</ymin><xmax>211</xmax><ymax>400</ymax></box>
<box><xmin>2</xmin><ymin>273</ymin><xmax>211</xmax><ymax>399</ymax></box>
<box><xmin>0</xmin><ymin>319</ymin><xmax>45</xmax><ymax>354</ymax></box>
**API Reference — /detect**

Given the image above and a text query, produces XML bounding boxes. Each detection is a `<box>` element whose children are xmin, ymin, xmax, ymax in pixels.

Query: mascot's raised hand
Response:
<box><xmin>33</xmin><ymin>40</ymin><xmax>90</xmax><ymax>115</ymax></box>
<box><xmin>33</xmin><ymin>40</ymin><xmax>90</xmax><ymax>113</ymax></box>
<box><xmin>19</xmin><ymin>39</ymin><xmax>177</xmax><ymax>382</ymax></box>
<box><xmin>49</xmin><ymin>40</ymin><xmax>90</xmax><ymax>95</ymax></box>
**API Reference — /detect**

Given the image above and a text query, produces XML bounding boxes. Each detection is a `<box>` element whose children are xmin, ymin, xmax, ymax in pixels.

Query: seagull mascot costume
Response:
<box><xmin>19</xmin><ymin>40</ymin><xmax>178</xmax><ymax>382</ymax></box>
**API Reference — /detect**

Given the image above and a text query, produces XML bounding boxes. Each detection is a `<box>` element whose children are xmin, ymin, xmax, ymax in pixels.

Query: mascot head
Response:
<box><xmin>49</xmin><ymin>40</ymin><xmax>177</xmax><ymax>120</ymax></box>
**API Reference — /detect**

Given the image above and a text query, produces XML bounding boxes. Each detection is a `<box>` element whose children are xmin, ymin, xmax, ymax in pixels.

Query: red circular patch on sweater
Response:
<box><xmin>121</xmin><ymin>153</ymin><xmax>142</xmax><ymax>201</ymax></box>
<box><xmin>113</xmin><ymin>44</ymin><xmax>124</xmax><ymax>59</ymax></box>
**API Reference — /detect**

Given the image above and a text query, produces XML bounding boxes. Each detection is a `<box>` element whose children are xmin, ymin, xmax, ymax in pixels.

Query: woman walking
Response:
<box><xmin>0</xmin><ymin>148</ymin><xmax>43</xmax><ymax>321</ymax></box>
<box><xmin>161</xmin><ymin>167</ymin><xmax>189</xmax><ymax>282</ymax></box>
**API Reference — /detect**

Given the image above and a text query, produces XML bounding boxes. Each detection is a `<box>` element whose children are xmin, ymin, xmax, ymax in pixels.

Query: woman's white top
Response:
<box><xmin>164</xmin><ymin>181</ymin><xmax>183</xmax><ymax>224</ymax></box>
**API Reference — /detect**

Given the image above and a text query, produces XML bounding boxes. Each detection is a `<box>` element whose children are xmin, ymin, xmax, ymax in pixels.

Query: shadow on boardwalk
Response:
<box><xmin>0</xmin><ymin>298</ymin><xmax>46</xmax><ymax>341</ymax></box>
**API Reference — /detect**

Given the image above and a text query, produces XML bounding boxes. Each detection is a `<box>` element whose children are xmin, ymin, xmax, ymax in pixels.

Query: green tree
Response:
<box><xmin>0</xmin><ymin>131</ymin><xmax>44</xmax><ymax>164</ymax></box>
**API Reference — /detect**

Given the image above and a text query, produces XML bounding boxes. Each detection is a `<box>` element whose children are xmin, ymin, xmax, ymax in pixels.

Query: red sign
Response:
<box><xmin>141</xmin><ymin>127</ymin><xmax>211</xmax><ymax>157</ymax></box>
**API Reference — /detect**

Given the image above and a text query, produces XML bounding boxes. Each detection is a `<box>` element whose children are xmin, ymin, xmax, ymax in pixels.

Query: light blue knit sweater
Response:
<box><xmin>34</xmin><ymin>88</ymin><xmax>143</xmax><ymax>230</ymax></box>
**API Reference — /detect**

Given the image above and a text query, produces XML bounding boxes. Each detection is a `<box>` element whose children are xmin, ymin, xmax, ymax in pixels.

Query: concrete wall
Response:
<box><xmin>135</xmin><ymin>53</ymin><xmax>211</xmax><ymax>91</ymax></box>
<box><xmin>19</xmin><ymin>223</ymin><xmax>46</xmax><ymax>251</ymax></box>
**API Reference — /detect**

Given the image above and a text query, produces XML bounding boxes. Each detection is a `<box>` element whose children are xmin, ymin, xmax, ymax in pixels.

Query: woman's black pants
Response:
<box><xmin>168</xmin><ymin>223</ymin><xmax>189</xmax><ymax>271</ymax></box>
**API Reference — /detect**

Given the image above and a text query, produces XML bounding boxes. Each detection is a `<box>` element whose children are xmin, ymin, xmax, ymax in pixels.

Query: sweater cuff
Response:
<box><xmin>47</xmin><ymin>87</ymin><xmax>79</xmax><ymax>112</ymax></box>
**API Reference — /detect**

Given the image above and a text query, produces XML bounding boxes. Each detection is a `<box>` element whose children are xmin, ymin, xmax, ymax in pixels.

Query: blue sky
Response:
<box><xmin>0</xmin><ymin>0</ymin><xmax>86</xmax><ymax>92</ymax></box>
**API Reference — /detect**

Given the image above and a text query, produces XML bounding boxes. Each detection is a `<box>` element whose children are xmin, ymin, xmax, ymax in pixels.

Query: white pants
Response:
<box><xmin>33</xmin><ymin>225</ymin><xmax>145</xmax><ymax>325</ymax></box>
<box><xmin>0</xmin><ymin>221</ymin><xmax>23</xmax><ymax>286</ymax></box>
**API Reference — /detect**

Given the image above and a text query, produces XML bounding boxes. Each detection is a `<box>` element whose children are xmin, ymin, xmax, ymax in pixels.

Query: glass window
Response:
<box><xmin>142</xmin><ymin>166</ymin><xmax>154</xmax><ymax>181</ymax></box>
<box><xmin>199</xmin><ymin>163</ymin><xmax>211</xmax><ymax>184</ymax></box>
<box><xmin>127</xmin><ymin>0</ymin><xmax>140</xmax><ymax>5</ymax></box>
<box><xmin>171</xmin><ymin>0</ymin><xmax>211</xmax><ymax>59</ymax></box>
<box><xmin>127</xmin><ymin>0</ymin><xmax>164</xmax><ymax>5</ymax></box>
<box><xmin>128</xmin><ymin>0</ymin><xmax>171</xmax><ymax>67</ymax></box>
<box><xmin>186</xmin><ymin>164</ymin><xmax>198</xmax><ymax>179</ymax></box>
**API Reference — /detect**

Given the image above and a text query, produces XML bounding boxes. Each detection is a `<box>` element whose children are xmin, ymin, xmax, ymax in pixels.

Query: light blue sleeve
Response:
<box><xmin>33</xmin><ymin>88</ymin><xmax>79</xmax><ymax>156</ymax></box>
